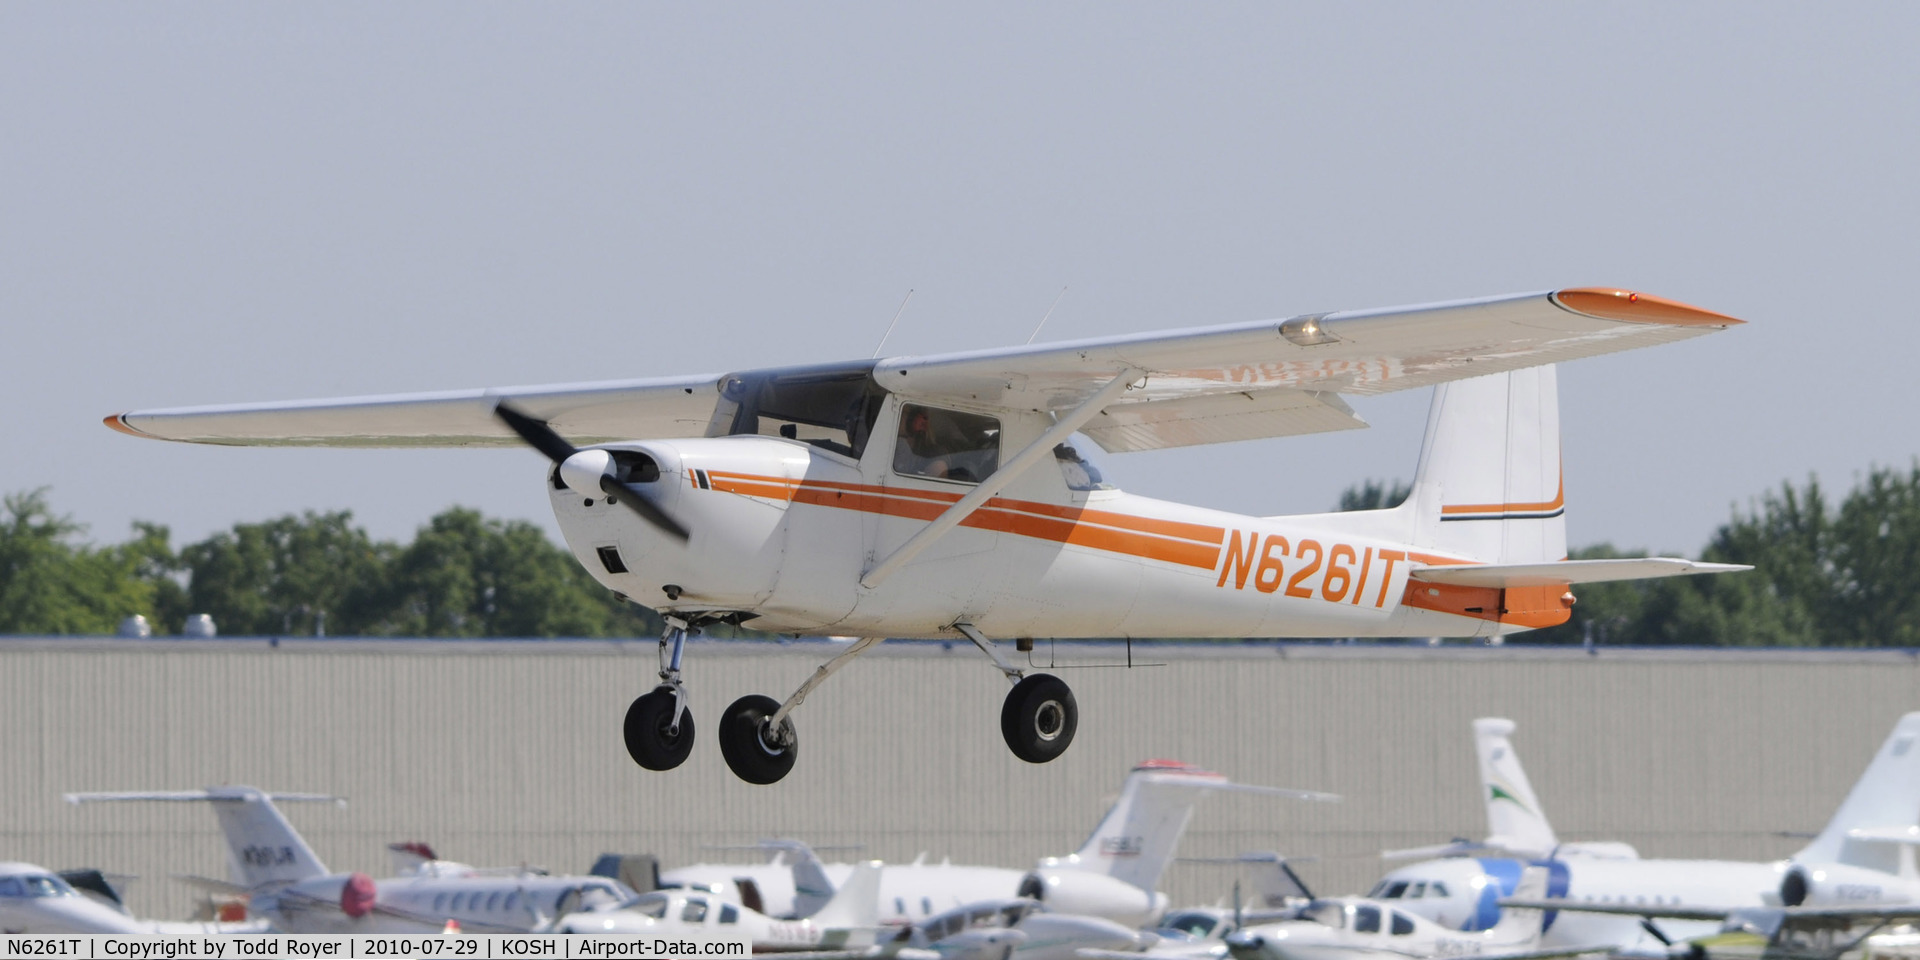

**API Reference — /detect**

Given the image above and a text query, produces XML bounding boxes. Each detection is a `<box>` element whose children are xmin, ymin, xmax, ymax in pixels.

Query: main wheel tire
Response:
<box><xmin>624</xmin><ymin>687</ymin><xmax>695</xmax><ymax>771</ymax></box>
<box><xmin>1001</xmin><ymin>673</ymin><xmax>1077</xmax><ymax>764</ymax></box>
<box><xmin>718</xmin><ymin>694</ymin><xmax>798</xmax><ymax>785</ymax></box>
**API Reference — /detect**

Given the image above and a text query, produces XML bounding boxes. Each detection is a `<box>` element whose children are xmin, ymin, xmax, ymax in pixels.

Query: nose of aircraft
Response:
<box><xmin>1224</xmin><ymin>930</ymin><xmax>1267</xmax><ymax>960</ymax></box>
<box><xmin>558</xmin><ymin>449</ymin><xmax>616</xmax><ymax>494</ymax></box>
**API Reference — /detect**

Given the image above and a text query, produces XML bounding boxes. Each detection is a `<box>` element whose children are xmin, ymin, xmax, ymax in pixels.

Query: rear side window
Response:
<box><xmin>1391</xmin><ymin>912</ymin><xmax>1415</xmax><ymax>935</ymax></box>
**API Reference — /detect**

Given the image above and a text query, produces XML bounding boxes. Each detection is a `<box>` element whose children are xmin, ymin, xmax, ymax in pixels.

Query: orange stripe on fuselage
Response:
<box><xmin>698</xmin><ymin>470</ymin><xmax>1226</xmax><ymax>570</ymax></box>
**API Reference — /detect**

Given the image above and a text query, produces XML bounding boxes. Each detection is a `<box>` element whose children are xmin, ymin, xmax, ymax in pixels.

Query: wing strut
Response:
<box><xmin>860</xmin><ymin>367</ymin><xmax>1143</xmax><ymax>589</ymax></box>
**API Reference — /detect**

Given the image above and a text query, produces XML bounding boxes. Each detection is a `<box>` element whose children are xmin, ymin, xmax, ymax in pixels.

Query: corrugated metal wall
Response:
<box><xmin>3</xmin><ymin>638</ymin><xmax>1917</xmax><ymax>921</ymax></box>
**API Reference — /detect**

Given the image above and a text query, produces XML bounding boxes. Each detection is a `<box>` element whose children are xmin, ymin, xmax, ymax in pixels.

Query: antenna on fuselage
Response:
<box><xmin>870</xmin><ymin>289</ymin><xmax>915</xmax><ymax>359</ymax></box>
<box><xmin>1025</xmin><ymin>286</ymin><xmax>1068</xmax><ymax>345</ymax></box>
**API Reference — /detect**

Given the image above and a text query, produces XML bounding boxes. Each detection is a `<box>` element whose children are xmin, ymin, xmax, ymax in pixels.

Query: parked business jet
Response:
<box><xmin>0</xmin><ymin>861</ymin><xmax>266</xmax><ymax>934</ymax></box>
<box><xmin>1225</xmin><ymin>867</ymin><xmax>1605</xmax><ymax>960</ymax></box>
<box><xmin>1369</xmin><ymin>714</ymin><xmax>1920</xmax><ymax>953</ymax></box>
<box><xmin>664</xmin><ymin>759</ymin><xmax>1336</xmax><ymax>926</ymax></box>
<box><xmin>105</xmin><ymin>288</ymin><xmax>1744</xmax><ymax>783</ymax></box>
<box><xmin>64</xmin><ymin>787</ymin><xmax>686</xmax><ymax>934</ymax></box>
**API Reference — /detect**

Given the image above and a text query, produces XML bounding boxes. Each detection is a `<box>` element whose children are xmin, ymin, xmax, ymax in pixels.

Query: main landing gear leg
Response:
<box><xmin>624</xmin><ymin>617</ymin><xmax>696</xmax><ymax>771</ymax></box>
<box><xmin>720</xmin><ymin>636</ymin><xmax>885</xmax><ymax>786</ymax></box>
<box><xmin>953</xmin><ymin>622</ymin><xmax>1078</xmax><ymax>764</ymax></box>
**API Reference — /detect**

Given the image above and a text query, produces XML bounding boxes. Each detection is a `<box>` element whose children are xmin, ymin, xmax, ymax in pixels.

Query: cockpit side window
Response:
<box><xmin>1431</xmin><ymin>882</ymin><xmax>1450</xmax><ymax>898</ymax></box>
<box><xmin>0</xmin><ymin>877</ymin><xmax>24</xmax><ymax>897</ymax></box>
<box><xmin>1354</xmin><ymin>905</ymin><xmax>1381</xmax><ymax>934</ymax></box>
<box><xmin>20</xmin><ymin>876</ymin><xmax>73</xmax><ymax>898</ymax></box>
<box><xmin>1409</xmin><ymin>882</ymin><xmax>1426</xmax><ymax>898</ymax></box>
<box><xmin>894</xmin><ymin>404</ymin><xmax>1000</xmax><ymax>484</ymax></box>
<box><xmin>1384</xmin><ymin>882</ymin><xmax>1408</xmax><ymax>899</ymax></box>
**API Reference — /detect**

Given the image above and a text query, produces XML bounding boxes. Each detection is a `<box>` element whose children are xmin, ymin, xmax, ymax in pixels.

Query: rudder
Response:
<box><xmin>1409</xmin><ymin>365</ymin><xmax>1565</xmax><ymax>565</ymax></box>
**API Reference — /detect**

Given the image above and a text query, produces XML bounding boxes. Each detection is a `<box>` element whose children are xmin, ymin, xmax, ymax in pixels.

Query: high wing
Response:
<box><xmin>107</xmin><ymin>288</ymin><xmax>1740</xmax><ymax>452</ymax></box>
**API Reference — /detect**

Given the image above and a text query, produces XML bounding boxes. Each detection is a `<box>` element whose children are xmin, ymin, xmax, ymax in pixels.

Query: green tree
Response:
<box><xmin>1338</xmin><ymin>479</ymin><xmax>1411</xmax><ymax>511</ymax></box>
<box><xmin>0</xmin><ymin>489</ymin><xmax>154</xmax><ymax>634</ymax></box>
<box><xmin>378</xmin><ymin>507</ymin><xmax>657</xmax><ymax>637</ymax></box>
<box><xmin>179</xmin><ymin>511</ymin><xmax>391</xmax><ymax>636</ymax></box>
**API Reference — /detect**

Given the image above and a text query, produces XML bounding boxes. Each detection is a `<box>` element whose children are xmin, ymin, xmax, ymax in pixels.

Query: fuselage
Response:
<box><xmin>551</xmin><ymin>427</ymin><xmax>1531</xmax><ymax>641</ymax></box>
<box><xmin>261</xmin><ymin>866</ymin><xmax>637</xmax><ymax>934</ymax></box>
<box><xmin>1373</xmin><ymin>856</ymin><xmax>1787</xmax><ymax>951</ymax></box>
<box><xmin>0</xmin><ymin>862</ymin><xmax>260</xmax><ymax>935</ymax></box>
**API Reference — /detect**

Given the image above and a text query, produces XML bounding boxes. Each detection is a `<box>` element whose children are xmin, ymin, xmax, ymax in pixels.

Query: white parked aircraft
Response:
<box><xmin>65</xmin><ymin>787</ymin><xmax>688</xmax><ymax>934</ymax></box>
<box><xmin>549</xmin><ymin>862</ymin><xmax>892</xmax><ymax>953</ymax></box>
<box><xmin>0</xmin><ymin>861</ymin><xmax>267</xmax><ymax>935</ymax></box>
<box><xmin>1224</xmin><ymin>867</ymin><xmax>1603</xmax><ymax>960</ymax></box>
<box><xmin>106</xmin><ymin>288</ymin><xmax>1745</xmax><ymax>783</ymax></box>
<box><xmin>1369</xmin><ymin>714</ymin><xmax>1920</xmax><ymax>953</ymax></box>
<box><xmin>898</xmin><ymin>898</ymin><xmax>1154</xmax><ymax>960</ymax></box>
<box><xmin>663</xmin><ymin>759</ymin><xmax>1336</xmax><ymax>926</ymax></box>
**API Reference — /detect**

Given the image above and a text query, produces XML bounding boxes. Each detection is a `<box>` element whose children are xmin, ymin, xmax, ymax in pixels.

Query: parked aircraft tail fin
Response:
<box><xmin>65</xmin><ymin>787</ymin><xmax>340</xmax><ymax>890</ymax></box>
<box><xmin>1795</xmin><ymin>712</ymin><xmax>1920</xmax><ymax>876</ymax></box>
<box><xmin>758</xmin><ymin>839</ymin><xmax>837</xmax><ymax>919</ymax></box>
<box><xmin>1063</xmin><ymin>760</ymin><xmax>1337</xmax><ymax>894</ymax></box>
<box><xmin>1474</xmin><ymin>719</ymin><xmax>1559</xmax><ymax>859</ymax></box>
<box><xmin>809</xmin><ymin>860</ymin><xmax>882</xmax><ymax>932</ymax></box>
<box><xmin>1488</xmin><ymin>866</ymin><xmax>1552</xmax><ymax>945</ymax></box>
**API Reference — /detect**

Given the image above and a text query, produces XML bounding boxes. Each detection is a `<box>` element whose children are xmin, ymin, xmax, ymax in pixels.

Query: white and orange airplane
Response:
<box><xmin>106</xmin><ymin>288</ymin><xmax>1747</xmax><ymax>784</ymax></box>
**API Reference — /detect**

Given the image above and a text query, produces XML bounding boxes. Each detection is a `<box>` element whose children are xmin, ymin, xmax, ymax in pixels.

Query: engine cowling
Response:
<box><xmin>1781</xmin><ymin>863</ymin><xmax>1920</xmax><ymax>907</ymax></box>
<box><xmin>1017</xmin><ymin>869</ymin><xmax>1167</xmax><ymax>927</ymax></box>
<box><xmin>340</xmin><ymin>872</ymin><xmax>378</xmax><ymax>918</ymax></box>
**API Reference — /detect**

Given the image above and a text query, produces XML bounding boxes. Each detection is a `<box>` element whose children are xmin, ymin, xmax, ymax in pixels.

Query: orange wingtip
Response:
<box><xmin>103</xmin><ymin>413</ymin><xmax>156</xmax><ymax>439</ymax></box>
<box><xmin>1552</xmin><ymin>288</ymin><xmax>1744</xmax><ymax>327</ymax></box>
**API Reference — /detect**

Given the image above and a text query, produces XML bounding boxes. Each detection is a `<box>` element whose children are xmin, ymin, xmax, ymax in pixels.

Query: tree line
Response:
<box><xmin>0</xmin><ymin>490</ymin><xmax>663</xmax><ymax>638</ymax></box>
<box><xmin>6</xmin><ymin>462</ymin><xmax>1919</xmax><ymax>644</ymax></box>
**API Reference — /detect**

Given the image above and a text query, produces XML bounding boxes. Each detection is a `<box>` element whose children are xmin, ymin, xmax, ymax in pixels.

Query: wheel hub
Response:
<box><xmin>1034</xmin><ymin>700</ymin><xmax>1065</xmax><ymax>741</ymax></box>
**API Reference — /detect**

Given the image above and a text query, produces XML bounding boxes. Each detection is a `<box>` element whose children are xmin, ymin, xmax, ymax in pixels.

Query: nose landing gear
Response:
<box><xmin>623</xmin><ymin>617</ymin><xmax>696</xmax><ymax>770</ymax></box>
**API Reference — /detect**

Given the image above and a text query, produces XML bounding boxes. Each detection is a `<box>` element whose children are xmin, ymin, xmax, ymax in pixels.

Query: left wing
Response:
<box><xmin>107</xmin><ymin>287</ymin><xmax>1740</xmax><ymax>452</ymax></box>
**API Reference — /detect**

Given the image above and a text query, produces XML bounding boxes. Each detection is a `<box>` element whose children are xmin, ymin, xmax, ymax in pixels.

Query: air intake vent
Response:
<box><xmin>596</xmin><ymin>546</ymin><xmax>628</xmax><ymax>574</ymax></box>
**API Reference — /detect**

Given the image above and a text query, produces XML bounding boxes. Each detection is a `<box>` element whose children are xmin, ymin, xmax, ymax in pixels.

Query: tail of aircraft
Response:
<box><xmin>1406</xmin><ymin>365</ymin><xmax>1565</xmax><ymax>566</ymax></box>
<box><xmin>1486</xmin><ymin>865</ymin><xmax>1551</xmax><ymax>945</ymax></box>
<box><xmin>1794</xmin><ymin>712</ymin><xmax>1920</xmax><ymax>876</ymax></box>
<box><xmin>65</xmin><ymin>787</ymin><xmax>339</xmax><ymax>890</ymax></box>
<box><xmin>1473</xmin><ymin>718</ymin><xmax>1559</xmax><ymax>859</ymax></box>
<box><xmin>808</xmin><ymin>860</ymin><xmax>882</xmax><ymax>932</ymax></box>
<box><xmin>1061</xmin><ymin>760</ymin><xmax>1337</xmax><ymax>894</ymax></box>
<box><xmin>759</xmin><ymin>839</ymin><xmax>837</xmax><ymax>919</ymax></box>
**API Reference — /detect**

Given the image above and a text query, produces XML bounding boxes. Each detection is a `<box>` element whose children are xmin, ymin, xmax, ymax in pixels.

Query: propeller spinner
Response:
<box><xmin>493</xmin><ymin>402</ymin><xmax>690</xmax><ymax>541</ymax></box>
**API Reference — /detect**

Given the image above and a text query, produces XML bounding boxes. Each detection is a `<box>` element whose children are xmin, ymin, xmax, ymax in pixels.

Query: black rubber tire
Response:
<box><xmin>718</xmin><ymin>694</ymin><xmax>798</xmax><ymax>785</ymax></box>
<box><xmin>624</xmin><ymin>687</ymin><xmax>695</xmax><ymax>771</ymax></box>
<box><xmin>1000</xmin><ymin>673</ymin><xmax>1077</xmax><ymax>764</ymax></box>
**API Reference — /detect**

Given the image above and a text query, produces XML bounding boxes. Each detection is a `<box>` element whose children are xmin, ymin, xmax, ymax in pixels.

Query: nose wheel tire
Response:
<box><xmin>624</xmin><ymin>687</ymin><xmax>695</xmax><ymax>771</ymax></box>
<box><xmin>1000</xmin><ymin>673</ymin><xmax>1077</xmax><ymax>764</ymax></box>
<box><xmin>718</xmin><ymin>694</ymin><xmax>798</xmax><ymax>785</ymax></box>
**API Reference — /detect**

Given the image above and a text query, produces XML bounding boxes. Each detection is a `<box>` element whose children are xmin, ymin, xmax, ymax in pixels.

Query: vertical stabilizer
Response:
<box><xmin>808</xmin><ymin>860</ymin><xmax>881</xmax><ymax>932</ymax></box>
<box><xmin>1062</xmin><ymin>760</ymin><xmax>1336</xmax><ymax>894</ymax></box>
<box><xmin>1409</xmin><ymin>365</ymin><xmax>1565</xmax><ymax>565</ymax></box>
<box><xmin>1473</xmin><ymin>719</ymin><xmax>1559</xmax><ymax>859</ymax></box>
<box><xmin>1487</xmin><ymin>866</ymin><xmax>1551</xmax><ymax>946</ymax></box>
<box><xmin>65</xmin><ymin>788</ymin><xmax>338</xmax><ymax>890</ymax></box>
<box><xmin>760</xmin><ymin>840</ymin><xmax>837</xmax><ymax>919</ymax></box>
<box><xmin>1795</xmin><ymin>713</ymin><xmax>1920</xmax><ymax>875</ymax></box>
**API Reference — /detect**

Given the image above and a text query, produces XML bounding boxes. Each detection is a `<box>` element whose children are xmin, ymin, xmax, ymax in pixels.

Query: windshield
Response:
<box><xmin>0</xmin><ymin>875</ymin><xmax>77</xmax><ymax>898</ymax></box>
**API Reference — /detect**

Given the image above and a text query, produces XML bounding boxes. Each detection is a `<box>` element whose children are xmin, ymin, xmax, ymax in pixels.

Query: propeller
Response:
<box><xmin>494</xmin><ymin>402</ymin><xmax>690</xmax><ymax>541</ymax></box>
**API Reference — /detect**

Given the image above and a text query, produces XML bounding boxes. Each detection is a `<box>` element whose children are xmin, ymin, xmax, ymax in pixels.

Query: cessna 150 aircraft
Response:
<box><xmin>105</xmin><ymin>288</ymin><xmax>1746</xmax><ymax>784</ymax></box>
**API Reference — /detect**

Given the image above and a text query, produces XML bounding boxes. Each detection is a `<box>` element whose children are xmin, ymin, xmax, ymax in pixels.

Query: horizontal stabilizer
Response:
<box><xmin>1413</xmin><ymin>558</ymin><xmax>1751</xmax><ymax>588</ymax></box>
<box><xmin>1847</xmin><ymin>826</ymin><xmax>1920</xmax><ymax>845</ymax></box>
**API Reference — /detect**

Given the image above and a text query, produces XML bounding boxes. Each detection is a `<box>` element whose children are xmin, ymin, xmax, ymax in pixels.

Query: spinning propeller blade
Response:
<box><xmin>493</xmin><ymin>402</ymin><xmax>690</xmax><ymax>542</ymax></box>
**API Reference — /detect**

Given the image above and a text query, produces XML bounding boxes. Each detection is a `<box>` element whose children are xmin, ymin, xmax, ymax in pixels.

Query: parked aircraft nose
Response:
<box><xmin>1224</xmin><ymin>930</ymin><xmax>1267</xmax><ymax>960</ymax></box>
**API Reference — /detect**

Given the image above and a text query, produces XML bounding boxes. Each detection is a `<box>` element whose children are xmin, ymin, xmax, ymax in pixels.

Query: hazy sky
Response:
<box><xmin>5</xmin><ymin>3</ymin><xmax>1916</xmax><ymax>557</ymax></box>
